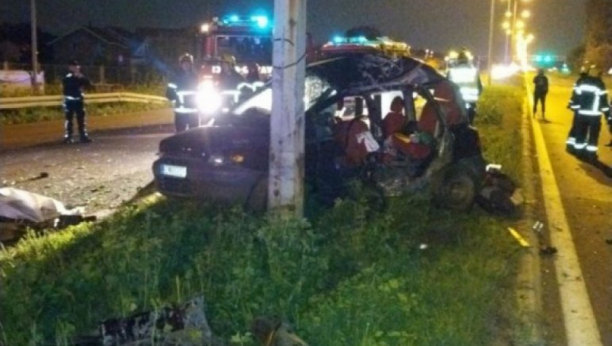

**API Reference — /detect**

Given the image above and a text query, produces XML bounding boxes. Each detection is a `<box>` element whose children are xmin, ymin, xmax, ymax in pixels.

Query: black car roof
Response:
<box><xmin>307</xmin><ymin>53</ymin><xmax>446</xmax><ymax>94</ymax></box>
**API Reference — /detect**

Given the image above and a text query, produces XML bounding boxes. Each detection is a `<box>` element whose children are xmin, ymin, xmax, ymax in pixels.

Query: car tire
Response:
<box><xmin>432</xmin><ymin>164</ymin><xmax>477</xmax><ymax>211</ymax></box>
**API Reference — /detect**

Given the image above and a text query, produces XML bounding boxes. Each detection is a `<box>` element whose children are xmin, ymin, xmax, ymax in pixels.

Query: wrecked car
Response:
<box><xmin>153</xmin><ymin>53</ymin><xmax>486</xmax><ymax>211</ymax></box>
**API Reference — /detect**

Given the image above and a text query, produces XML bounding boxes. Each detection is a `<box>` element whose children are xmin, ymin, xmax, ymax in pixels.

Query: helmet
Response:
<box><xmin>457</xmin><ymin>50</ymin><xmax>469</xmax><ymax>64</ymax></box>
<box><xmin>220</xmin><ymin>54</ymin><xmax>236</xmax><ymax>66</ymax></box>
<box><xmin>179</xmin><ymin>53</ymin><xmax>194</xmax><ymax>65</ymax></box>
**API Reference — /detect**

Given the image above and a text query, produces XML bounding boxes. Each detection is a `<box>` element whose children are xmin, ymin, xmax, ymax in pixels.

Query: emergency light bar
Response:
<box><xmin>214</xmin><ymin>14</ymin><xmax>271</xmax><ymax>29</ymax></box>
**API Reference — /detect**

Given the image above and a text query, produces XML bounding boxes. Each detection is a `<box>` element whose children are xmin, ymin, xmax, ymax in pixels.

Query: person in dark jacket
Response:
<box><xmin>166</xmin><ymin>53</ymin><xmax>200</xmax><ymax>132</ymax></box>
<box><xmin>566</xmin><ymin>66</ymin><xmax>589</xmax><ymax>151</ymax></box>
<box><xmin>567</xmin><ymin>65</ymin><xmax>610</xmax><ymax>162</ymax></box>
<box><xmin>218</xmin><ymin>54</ymin><xmax>244</xmax><ymax>91</ymax></box>
<box><xmin>62</xmin><ymin>60</ymin><xmax>92</xmax><ymax>143</ymax></box>
<box><xmin>532</xmin><ymin>69</ymin><xmax>549</xmax><ymax>120</ymax></box>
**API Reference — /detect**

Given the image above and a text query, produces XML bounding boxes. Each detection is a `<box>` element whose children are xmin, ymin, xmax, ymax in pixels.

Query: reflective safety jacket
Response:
<box><xmin>447</xmin><ymin>64</ymin><xmax>483</xmax><ymax>103</ymax></box>
<box><xmin>569</xmin><ymin>76</ymin><xmax>610</xmax><ymax>117</ymax></box>
<box><xmin>166</xmin><ymin>70</ymin><xmax>200</xmax><ymax>114</ymax></box>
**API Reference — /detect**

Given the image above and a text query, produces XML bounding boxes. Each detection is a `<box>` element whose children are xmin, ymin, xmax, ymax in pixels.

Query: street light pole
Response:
<box><xmin>30</xmin><ymin>0</ymin><xmax>38</xmax><ymax>93</ymax></box>
<box><xmin>487</xmin><ymin>0</ymin><xmax>496</xmax><ymax>86</ymax></box>
<box><xmin>511</xmin><ymin>0</ymin><xmax>518</xmax><ymax>62</ymax></box>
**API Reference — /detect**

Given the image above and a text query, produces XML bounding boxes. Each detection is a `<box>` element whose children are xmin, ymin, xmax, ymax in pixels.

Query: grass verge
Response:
<box><xmin>0</xmin><ymin>102</ymin><xmax>169</xmax><ymax>125</ymax></box>
<box><xmin>0</xmin><ymin>85</ymin><xmax>525</xmax><ymax>346</ymax></box>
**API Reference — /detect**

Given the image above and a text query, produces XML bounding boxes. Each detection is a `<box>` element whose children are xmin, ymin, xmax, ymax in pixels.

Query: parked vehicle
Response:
<box><xmin>153</xmin><ymin>53</ymin><xmax>486</xmax><ymax>211</ymax></box>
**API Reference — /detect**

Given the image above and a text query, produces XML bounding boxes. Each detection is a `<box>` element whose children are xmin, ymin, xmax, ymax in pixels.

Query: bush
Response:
<box><xmin>476</xmin><ymin>86</ymin><xmax>523</xmax><ymax>126</ymax></box>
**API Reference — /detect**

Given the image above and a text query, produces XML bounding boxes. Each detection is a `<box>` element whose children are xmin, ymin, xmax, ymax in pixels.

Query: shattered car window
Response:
<box><xmin>234</xmin><ymin>75</ymin><xmax>332</xmax><ymax>116</ymax></box>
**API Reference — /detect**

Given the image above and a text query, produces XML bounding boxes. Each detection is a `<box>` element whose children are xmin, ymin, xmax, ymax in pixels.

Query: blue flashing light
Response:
<box><xmin>544</xmin><ymin>55</ymin><xmax>553</xmax><ymax>63</ymax></box>
<box><xmin>534</xmin><ymin>55</ymin><xmax>543</xmax><ymax>62</ymax></box>
<box><xmin>357</xmin><ymin>36</ymin><xmax>367</xmax><ymax>43</ymax></box>
<box><xmin>252</xmin><ymin>15</ymin><xmax>269</xmax><ymax>28</ymax></box>
<box><xmin>229</xmin><ymin>15</ymin><xmax>240</xmax><ymax>22</ymax></box>
<box><xmin>333</xmin><ymin>36</ymin><xmax>344</xmax><ymax>44</ymax></box>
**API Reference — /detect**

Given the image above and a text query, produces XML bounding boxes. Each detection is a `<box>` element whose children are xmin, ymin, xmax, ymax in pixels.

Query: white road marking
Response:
<box><xmin>525</xmin><ymin>76</ymin><xmax>603</xmax><ymax>346</ymax></box>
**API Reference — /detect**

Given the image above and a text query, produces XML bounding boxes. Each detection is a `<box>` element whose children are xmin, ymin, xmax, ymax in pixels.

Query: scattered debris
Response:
<box><xmin>100</xmin><ymin>296</ymin><xmax>215</xmax><ymax>346</ymax></box>
<box><xmin>508</xmin><ymin>227</ymin><xmax>530</xmax><ymax>247</ymax></box>
<box><xmin>606</xmin><ymin>239</ymin><xmax>612</xmax><ymax>245</ymax></box>
<box><xmin>532</xmin><ymin>221</ymin><xmax>544</xmax><ymax>233</ymax></box>
<box><xmin>251</xmin><ymin>316</ymin><xmax>309</xmax><ymax>346</ymax></box>
<box><xmin>476</xmin><ymin>165</ymin><xmax>518</xmax><ymax>215</ymax></box>
<box><xmin>539</xmin><ymin>246</ymin><xmax>558</xmax><ymax>256</ymax></box>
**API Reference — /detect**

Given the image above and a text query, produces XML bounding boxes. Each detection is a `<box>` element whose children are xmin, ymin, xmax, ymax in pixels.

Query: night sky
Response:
<box><xmin>1</xmin><ymin>0</ymin><xmax>585</xmax><ymax>58</ymax></box>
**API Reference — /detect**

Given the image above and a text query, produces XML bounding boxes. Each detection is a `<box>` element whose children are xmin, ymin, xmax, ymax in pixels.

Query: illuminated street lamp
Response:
<box><xmin>521</xmin><ymin>10</ymin><xmax>531</xmax><ymax>18</ymax></box>
<box><xmin>200</xmin><ymin>23</ymin><xmax>210</xmax><ymax>33</ymax></box>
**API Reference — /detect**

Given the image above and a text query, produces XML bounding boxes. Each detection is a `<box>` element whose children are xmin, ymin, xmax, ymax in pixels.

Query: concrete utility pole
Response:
<box><xmin>268</xmin><ymin>0</ymin><xmax>307</xmax><ymax>217</ymax></box>
<box><xmin>30</xmin><ymin>0</ymin><xmax>39</xmax><ymax>93</ymax></box>
<box><xmin>487</xmin><ymin>0</ymin><xmax>496</xmax><ymax>86</ymax></box>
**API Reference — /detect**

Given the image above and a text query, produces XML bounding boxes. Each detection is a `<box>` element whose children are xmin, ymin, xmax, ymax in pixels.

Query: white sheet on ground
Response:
<box><xmin>0</xmin><ymin>188</ymin><xmax>77</xmax><ymax>223</ymax></box>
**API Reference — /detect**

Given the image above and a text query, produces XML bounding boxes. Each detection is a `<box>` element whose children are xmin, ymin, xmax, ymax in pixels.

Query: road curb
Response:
<box><xmin>514</xmin><ymin>75</ymin><xmax>545</xmax><ymax>346</ymax></box>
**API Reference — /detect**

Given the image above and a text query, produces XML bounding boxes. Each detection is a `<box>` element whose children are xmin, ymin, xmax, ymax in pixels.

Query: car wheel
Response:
<box><xmin>432</xmin><ymin>165</ymin><xmax>477</xmax><ymax>211</ymax></box>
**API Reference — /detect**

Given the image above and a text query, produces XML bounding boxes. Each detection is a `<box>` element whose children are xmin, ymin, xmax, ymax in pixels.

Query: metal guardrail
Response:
<box><xmin>0</xmin><ymin>92</ymin><xmax>168</xmax><ymax>110</ymax></box>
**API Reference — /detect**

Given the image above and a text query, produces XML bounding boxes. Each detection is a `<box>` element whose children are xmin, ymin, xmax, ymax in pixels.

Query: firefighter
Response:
<box><xmin>447</xmin><ymin>49</ymin><xmax>483</xmax><ymax>124</ymax></box>
<box><xmin>568</xmin><ymin>64</ymin><xmax>610</xmax><ymax>162</ymax></box>
<box><xmin>532</xmin><ymin>68</ymin><xmax>549</xmax><ymax>120</ymax></box>
<box><xmin>217</xmin><ymin>54</ymin><xmax>245</xmax><ymax>107</ymax></box>
<box><xmin>566</xmin><ymin>65</ymin><xmax>589</xmax><ymax>151</ymax></box>
<box><xmin>246</xmin><ymin>62</ymin><xmax>261</xmax><ymax>83</ymax></box>
<box><xmin>166</xmin><ymin>53</ymin><xmax>200</xmax><ymax>132</ymax></box>
<box><xmin>62</xmin><ymin>60</ymin><xmax>92</xmax><ymax>143</ymax></box>
<box><xmin>218</xmin><ymin>54</ymin><xmax>244</xmax><ymax>91</ymax></box>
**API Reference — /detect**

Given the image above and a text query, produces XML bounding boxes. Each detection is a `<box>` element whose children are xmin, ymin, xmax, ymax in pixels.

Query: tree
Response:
<box><xmin>566</xmin><ymin>44</ymin><xmax>585</xmax><ymax>71</ymax></box>
<box><xmin>583</xmin><ymin>0</ymin><xmax>612</xmax><ymax>70</ymax></box>
<box><xmin>345</xmin><ymin>26</ymin><xmax>382</xmax><ymax>40</ymax></box>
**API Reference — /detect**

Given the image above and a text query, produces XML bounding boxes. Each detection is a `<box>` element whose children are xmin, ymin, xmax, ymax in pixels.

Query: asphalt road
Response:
<box><xmin>536</xmin><ymin>76</ymin><xmax>612</xmax><ymax>345</ymax></box>
<box><xmin>0</xmin><ymin>110</ymin><xmax>175</xmax><ymax>215</ymax></box>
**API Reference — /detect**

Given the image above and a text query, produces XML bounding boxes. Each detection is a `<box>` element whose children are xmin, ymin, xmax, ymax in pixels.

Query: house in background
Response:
<box><xmin>134</xmin><ymin>27</ymin><xmax>199</xmax><ymax>73</ymax></box>
<box><xmin>47</xmin><ymin>26</ymin><xmax>139</xmax><ymax>66</ymax></box>
<box><xmin>49</xmin><ymin>25</ymin><xmax>198</xmax><ymax>68</ymax></box>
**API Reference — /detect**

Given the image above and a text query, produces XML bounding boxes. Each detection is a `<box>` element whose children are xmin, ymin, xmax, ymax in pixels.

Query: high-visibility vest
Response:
<box><xmin>448</xmin><ymin>66</ymin><xmax>481</xmax><ymax>103</ymax></box>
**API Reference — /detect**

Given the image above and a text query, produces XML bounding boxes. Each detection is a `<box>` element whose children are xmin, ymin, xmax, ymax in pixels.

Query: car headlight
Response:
<box><xmin>209</xmin><ymin>154</ymin><xmax>225</xmax><ymax>166</ymax></box>
<box><xmin>197</xmin><ymin>80</ymin><xmax>222</xmax><ymax>114</ymax></box>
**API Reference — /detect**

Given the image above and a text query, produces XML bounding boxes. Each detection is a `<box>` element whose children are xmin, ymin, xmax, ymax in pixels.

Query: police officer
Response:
<box><xmin>166</xmin><ymin>53</ymin><xmax>200</xmax><ymax>132</ymax></box>
<box><xmin>447</xmin><ymin>49</ymin><xmax>483</xmax><ymax>124</ymax></box>
<box><xmin>568</xmin><ymin>64</ymin><xmax>610</xmax><ymax>162</ymax></box>
<box><xmin>62</xmin><ymin>60</ymin><xmax>92</xmax><ymax>143</ymax></box>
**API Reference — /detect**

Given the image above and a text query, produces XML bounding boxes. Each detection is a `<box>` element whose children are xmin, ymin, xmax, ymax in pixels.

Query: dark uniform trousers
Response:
<box><xmin>64</xmin><ymin>99</ymin><xmax>88</xmax><ymax>139</ymax></box>
<box><xmin>574</xmin><ymin>114</ymin><xmax>601</xmax><ymax>153</ymax></box>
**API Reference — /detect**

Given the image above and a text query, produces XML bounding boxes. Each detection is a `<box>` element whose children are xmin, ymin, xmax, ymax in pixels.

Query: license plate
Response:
<box><xmin>161</xmin><ymin>164</ymin><xmax>187</xmax><ymax>178</ymax></box>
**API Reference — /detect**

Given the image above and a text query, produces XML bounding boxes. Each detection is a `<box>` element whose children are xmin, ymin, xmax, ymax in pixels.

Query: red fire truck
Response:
<box><xmin>198</xmin><ymin>14</ymin><xmax>274</xmax><ymax>79</ymax></box>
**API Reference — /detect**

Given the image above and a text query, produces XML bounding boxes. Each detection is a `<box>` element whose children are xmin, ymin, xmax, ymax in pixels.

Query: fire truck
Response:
<box><xmin>198</xmin><ymin>14</ymin><xmax>274</xmax><ymax>79</ymax></box>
